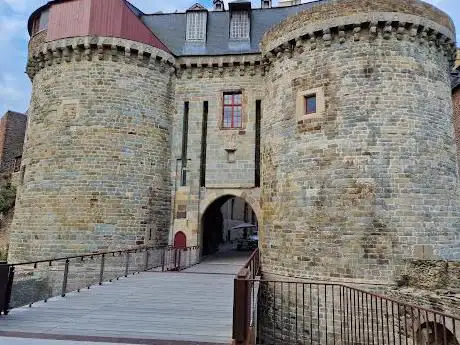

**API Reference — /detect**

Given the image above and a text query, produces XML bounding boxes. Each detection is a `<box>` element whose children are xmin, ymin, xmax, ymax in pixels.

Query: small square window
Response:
<box><xmin>305</xmin><ymin>95</ymin><xmax>317</xmax><ymax>114</ymax></box>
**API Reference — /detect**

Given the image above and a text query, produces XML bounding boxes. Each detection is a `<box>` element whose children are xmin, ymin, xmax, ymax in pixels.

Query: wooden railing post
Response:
<box><xmin>233</xmin><ymin>268</ymin><xmax>251</xmax><ymax>344</ymax></box>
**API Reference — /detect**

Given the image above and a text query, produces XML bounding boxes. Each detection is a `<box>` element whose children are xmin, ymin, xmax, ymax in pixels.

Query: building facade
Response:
<box><xmin>7</xmin><ymin>0</ymin><xmax>460</xmax><ymax>321</ymax></box>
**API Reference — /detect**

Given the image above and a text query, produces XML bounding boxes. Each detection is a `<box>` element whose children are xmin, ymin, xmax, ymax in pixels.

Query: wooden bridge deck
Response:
<box><xmin>0</xmin><ymin>250</ymin><xmax>250</xmax><ymax>345</ymax></box>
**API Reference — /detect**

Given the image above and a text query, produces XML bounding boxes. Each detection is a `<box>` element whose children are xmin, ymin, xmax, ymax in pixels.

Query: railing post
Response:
<box><xmin>161</xmin><ymin>248</ymin><xmax>166</xmax><ymax>272</ymax></box>
<box><xmin>177</xmin><ymin>250</ymin><xmax>182</xmax><ymax>271</ymax></box>
<box><xmin>61</xmin><ymin>259</ymin><xmax>70</xmax><ymax>297</ymax></box>
<box><xmin>99</xmin><ymin>254</ymin><xmax>105</xmax><ymax>285</ymax></box>
<box><xmin>4</xmin><ymin>265</ymin><xmax>14</xmax><ymax>315</ymax></box>
<box><xmin>0</xmin><ymin>263</ymin><xmax>14</xmax><ymax>315</ymax></box>
<box><xmin>124</xmin><ymin>252</ymin><xmax>130</xmax><ymax>277</ymax></box>
<box><xmin>144</xmin><ymin>249</ymin><xmax>149</xmax><ymax>271</ymax></box>
<box><xmin>233</xmin><ymin>268</ymin><xmax>251</xmax><ymax>344</ymax></box>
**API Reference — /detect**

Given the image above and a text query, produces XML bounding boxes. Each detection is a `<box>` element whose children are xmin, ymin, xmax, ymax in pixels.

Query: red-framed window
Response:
<box><xmin>223</xmin><ymin>92</ymin><xmax>242</xmax><ymax>128</ymax></box>
<box><xmin>305</xmin><ymin>94</ymin><xmax>317</xmax><ymax>114</ymax></box>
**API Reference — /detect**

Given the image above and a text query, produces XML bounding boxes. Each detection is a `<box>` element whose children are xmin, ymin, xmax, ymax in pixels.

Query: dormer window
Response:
<box><xmin>30</xmin><ymin>8</ymin><xmax>49</xmax><ymax>36</ymax></box>
<box><xmin>230</xmin><ymin>11</ymin><xmax>250</xmax><ymax>40</ymax></box>
<box><xmin>186</xmin><ymin>4</ymin><xmax>208</xmax><ymax>41</ymax></box>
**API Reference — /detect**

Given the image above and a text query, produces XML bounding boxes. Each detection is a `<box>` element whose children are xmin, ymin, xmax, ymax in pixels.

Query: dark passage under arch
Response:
<box><xmin>201</xmin><ymin>195</ymin><xmax>258</xmax><ymax>256</ymax></box>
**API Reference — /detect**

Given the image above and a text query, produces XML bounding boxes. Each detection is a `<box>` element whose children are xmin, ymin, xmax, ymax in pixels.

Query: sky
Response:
<box><xmin>0</xmin><ymin>0</ymin><xmax>458</xmax><ymax>115</ymax></box>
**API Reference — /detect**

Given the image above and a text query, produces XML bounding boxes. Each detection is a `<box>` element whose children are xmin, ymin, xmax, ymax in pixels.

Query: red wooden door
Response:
<box><xmin>174</xmin><ymin>231</ymin><xmax>187</xmax><ymax>249</ymax></box>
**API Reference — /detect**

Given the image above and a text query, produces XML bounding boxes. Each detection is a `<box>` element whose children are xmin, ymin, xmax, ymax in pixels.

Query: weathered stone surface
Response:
<box><xmin>260</xmin><ymin>2</ymin><xmax>459</xmax><ymax>285</ymax></box>
<box><xmin>262</xmin><ymin>0</ymin><xmax>455</xmax><ymax>52</ymax></box>
<box><xmin>170</xmin><ymin>55</ymin><xmax>263</xmax><ymax>246</ymax></box>
<box><xmin>453</xmin><ymin>87</ymin><xmax>460</xmax><ymax>163</ymax></box>
<box><xmin>8</xmin><ymin>38</ymin><xmax>174</xmax><ymax>262</ymax></box>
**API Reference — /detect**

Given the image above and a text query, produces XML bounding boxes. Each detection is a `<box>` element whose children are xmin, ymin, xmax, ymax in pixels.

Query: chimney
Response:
<box><xmin>213</xmin><ymin>0</ymin><xmax>225</xmax><ymax>11</ymax></box>
<box><xmin>261</xmin><ymin>0</ymin><xmax>272</xmax><ymax>8</ymax></box>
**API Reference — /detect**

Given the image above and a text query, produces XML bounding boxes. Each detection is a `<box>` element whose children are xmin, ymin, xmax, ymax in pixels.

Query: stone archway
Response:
<box><xmin>200</xmin><ymin>189</ymin><xmax>261</xmax><ymax>223</ymax></box>
<box><xmin>200</xmin><ymin>192</ymin><xmax>260</xmax><ymax>256</ymax></box>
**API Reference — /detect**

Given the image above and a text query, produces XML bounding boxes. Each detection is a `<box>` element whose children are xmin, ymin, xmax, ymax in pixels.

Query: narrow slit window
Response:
<box><xmin>305</xmin><ymin>95</ymin><xmax>317</xmax><ymax>114</ymax></box>
<box><xmin>223</xmin><ymin>92</ymin><xmax>243</xmax><ymax>128</ymax></box>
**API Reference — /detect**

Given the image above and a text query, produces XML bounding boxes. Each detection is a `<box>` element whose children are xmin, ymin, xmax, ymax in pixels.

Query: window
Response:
<box><xmin>186</xmin><ymin>11</ymin><xmax>207</xmax><ymax>41</ymax></box>
<box><xmin>230</xmin><ymin>11</ymin><xmax>250</xmax><ymax>40</ymax></box>
<box><xmin>31</xmin><ymin>9</ymin><xmax>49</xmax><ymax>35</ymax></box>
<box><xmin>14</xmin><ymin>156</ymin><xmax>22</xmax><ymax>173</ymax></box>
<box><xmin>305</xmin><ymin>95</ymin><xmax>317</xmax><ymax>114</ymax></box>
<box><xmin>31</xmin><ymin>17</ymin><xmax>40</xmax><ymax>35</ymax></box>
<box><xmin>223</xmin><ymin>93</ymin><xmax>243</xmax><ymax>128</ymax></box>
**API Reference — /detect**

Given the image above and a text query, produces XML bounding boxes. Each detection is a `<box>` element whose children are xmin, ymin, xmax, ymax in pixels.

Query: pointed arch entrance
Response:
<box><xmin>201</xmin><ymin>194</ymin><xmax>259</xmax><ymax>256</ymax></box>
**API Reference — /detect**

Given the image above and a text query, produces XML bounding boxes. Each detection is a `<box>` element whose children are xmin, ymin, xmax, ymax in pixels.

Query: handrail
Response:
<box><xmin>232</xmin><ymin>249</ymin><xmax>460</xmax><ymax>345</ymax></box>
<box><xmin>9</xmin><ymin>245</ymin><xmax>165</xmax><ymax>268</ymax></box>
<box><xmin>1</xmin><ymin>245</ymin><xmax>200</xmax><ymax>315</ymax></box>
<box><xmin>236</xmin><ymin>248</ymin><xmax>260</xmax><ymax>279</ymax></box>
<box><xmin>9</xmin><ymin>245</ymin><xmax>200</xmax><ymax>268</ymax></box>
<box><xmin>233</xmin><ymin>248</ymin><xmax>261</xmax><ymax>344</ymax></box>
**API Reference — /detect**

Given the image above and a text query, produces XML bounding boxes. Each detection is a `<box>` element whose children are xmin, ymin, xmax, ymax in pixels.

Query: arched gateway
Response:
<box><xmin>200</xmin><ymin>194</ymin><xmax>259</xmax><ymax>256</ymax></box>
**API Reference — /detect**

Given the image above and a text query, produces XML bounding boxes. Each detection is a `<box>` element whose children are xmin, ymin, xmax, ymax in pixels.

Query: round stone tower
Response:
<box><xmin>260</xmin><ymin>0</ymin><xmax>459</xmax><ymax>285</ymax></box>
<box><xmin>8</xmin><ymin>0</ymin><xmax>175</xmax><ymax>262</ymax></box>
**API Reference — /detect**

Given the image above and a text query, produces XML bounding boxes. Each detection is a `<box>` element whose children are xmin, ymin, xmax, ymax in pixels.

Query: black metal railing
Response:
<box><xmin>0</xmin><ymin>245</ymin><xmax>200</xmax><ymax>315</ymax></box>
<box><xmin>233</xmin><ymin>274</ymin><xmax>460</xmax><ymax>345</ymax></box>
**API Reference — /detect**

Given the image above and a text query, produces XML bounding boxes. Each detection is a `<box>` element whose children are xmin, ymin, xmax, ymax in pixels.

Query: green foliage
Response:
<box><xmin>0</xmin><ymin>245</ymin><xmax>7</xmax><ymax>261</ymax></box>
<box><xmin>0</xmin><ymin>184</ymin><xmax>16</xmax><ymax>215</ymax></box>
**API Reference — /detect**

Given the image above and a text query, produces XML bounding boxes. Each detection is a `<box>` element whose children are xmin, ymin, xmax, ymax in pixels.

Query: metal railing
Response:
<box><xmin>232</xmin><ymin>253</ymin><xmax>460</xmax><ymax>345</ymax></box>
<box><xmin>1</xmin><ymin>245</ymin><xmax>200</xmax><ymax>315</ymax></box>
<box><xmin>233</xmin><ymin>248</ymin><xmax>261</xmax><ymax>344</ymax></box>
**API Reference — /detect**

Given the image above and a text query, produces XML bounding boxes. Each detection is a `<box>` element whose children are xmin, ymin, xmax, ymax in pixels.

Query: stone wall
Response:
<box><xmin>170</xmin><ymin>55</ymin><xmax>264</xmax><ymax>247</ymax></box>
<box><xmin>453</xmin><ymin>87</ymin><xmax>460</xmax><ymax>163</ymax></box>
<box><xmin>259</xmin><ymin>2</ymin><xmax>458</xmax><ymax>285</ymax></box>
<box><xmin>261</xmin><ymin>0</ymin><xmax>455</xmax><ymax>52</ymax></box>
<box><xmin>8</xmin><ymin>36</ymin><xmax>175</xmax><ymax>263</ymax></box>
<box><xmin>390</xmin><ymin>260</ymin><xmax>460</xmax><ymax>320</ymax></box>
<box><xmin>0</xmin><ymin>111</ymin><xmax>27</xmax><ymax>173</ymax></box>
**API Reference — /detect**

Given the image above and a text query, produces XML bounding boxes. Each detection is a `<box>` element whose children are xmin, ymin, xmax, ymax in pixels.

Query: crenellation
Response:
<box><xmin>6</xmin><ymin>2</ymin><xmax>460</xmax><ymax>341</ymax></box>
<box><xmin>27</xmin><ymin>37</ymin><xmax>176</xmax><ymax>80</ymax></box>
<box><xmin>262</xmin><ymin>20</ymin><xmax>455</xmax><ymax>67</ymax></box>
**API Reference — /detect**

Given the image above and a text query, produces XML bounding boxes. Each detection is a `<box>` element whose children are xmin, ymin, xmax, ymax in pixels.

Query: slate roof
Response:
<box><xmin>141</xmin><ymin>1</ymin><xmax>327</xmax><ymax>56</ymax></box>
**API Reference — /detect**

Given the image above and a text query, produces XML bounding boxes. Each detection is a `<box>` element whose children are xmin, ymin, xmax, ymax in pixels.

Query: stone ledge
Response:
<box><xmin>262</xmin><ymin>0</ymin><xmax>455</xmax><ymax>46</ymax></box>
<box><xmin>261</xmin><ymin>13</ymin><xmax>456</xmax><ymax>66</ymax></box>
<box><xmin>176</xmin><ymin>54</ymin><xmax>264</xmax><ymax>79</ymax></box>
<box><xmin>26</xmin><ymin>36</ymin><xmax>176</xmax><ymax>80</ymax></box>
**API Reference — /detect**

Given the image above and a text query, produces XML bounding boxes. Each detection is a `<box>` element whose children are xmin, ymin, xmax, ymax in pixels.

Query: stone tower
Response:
<box><xmin>260</xmin><ymin>0</ymin><xmax>459</xmax><ymax>285</ymax></box>
<box><xmin>8</xmin><ymin>0</ymin><xmax>175</xmax><ymax>262</ymax></box>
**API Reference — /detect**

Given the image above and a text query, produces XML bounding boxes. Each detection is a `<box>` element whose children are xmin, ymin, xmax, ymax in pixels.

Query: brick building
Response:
<box><xmin>0</xmin><ymin>111</ymin><xmax>27</xmax><ymax>174</ymax></box>
<box><xmin>6</xmin><ymin>0</ymin><xmax>460</xmax><ymax>339</ymax></box>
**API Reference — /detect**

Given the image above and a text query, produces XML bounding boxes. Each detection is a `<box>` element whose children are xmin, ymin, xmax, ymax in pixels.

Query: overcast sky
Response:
<box><xmin>0</xmin><ymin>0</ymin><xmax>458</xmax><ymax>115</ymax></box>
